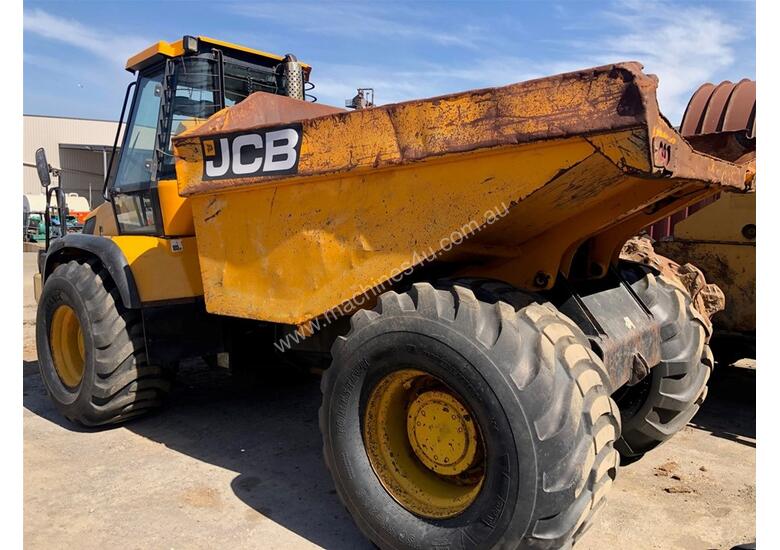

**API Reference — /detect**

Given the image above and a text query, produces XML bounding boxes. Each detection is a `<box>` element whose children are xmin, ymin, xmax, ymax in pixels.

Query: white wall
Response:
<box><xmin>59</xmin><ymin>148</ymin><xmax>109</xmax><ymax>208</ymax></box>
<box><xmin>23</xmin><ymin>115</ymin><xmax>124</xmax><ymax>199</ymax></box>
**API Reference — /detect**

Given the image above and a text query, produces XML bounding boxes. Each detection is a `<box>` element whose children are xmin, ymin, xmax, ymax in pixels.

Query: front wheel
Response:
<box><xmin>36</xmin><ymin>260</ymin><xmax>172</xmax><ymax>426</ymax></box>
<box><xmin>320</xmin><ymin>281</ymin><xmax>621</xmax><ymax>549</ymax></box>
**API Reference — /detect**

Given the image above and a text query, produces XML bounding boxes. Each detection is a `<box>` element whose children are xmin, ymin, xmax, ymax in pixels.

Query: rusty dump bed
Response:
<box><xmin>173</xmin><ymin>62</ymin><xmax>750</xmax><ymax>325</ymax></box>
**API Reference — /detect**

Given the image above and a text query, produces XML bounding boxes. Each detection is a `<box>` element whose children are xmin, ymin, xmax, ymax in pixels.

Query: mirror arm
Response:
<box><xmin>43</xmin><ymin>173</ymin><xmax>67</xmax><ymax>251</ymax></box>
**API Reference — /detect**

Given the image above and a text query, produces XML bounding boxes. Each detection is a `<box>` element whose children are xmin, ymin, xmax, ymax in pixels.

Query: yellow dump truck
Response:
<box><xmin>33</xmin><ymin>36</ymin><xmax>750</xmax><ymax>549</ymax></box>
<box><xmin>649</xmin><ymin>79</ymin><xmax>756</xmax><ymax>365</ymax></box>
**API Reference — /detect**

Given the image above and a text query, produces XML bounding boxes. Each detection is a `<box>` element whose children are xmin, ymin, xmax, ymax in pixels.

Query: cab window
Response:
<box><xmin>113</xmin><ymin>73</ymin><xmax>163</xmax><ymax>192</ymax></box>
<box><xmin>114</xmin><ymin>192</ymin><xmax>156</xmax><ymax>235</ymax></box>
<box><xmin>160</xmin><ymin>57</ymin><xmax>221</xmax><ymax>178</ymax></box>
<box><xmin>224</xmin><ymin>59</ymin><xmax>281</xmax><ymax>106</ymax></box>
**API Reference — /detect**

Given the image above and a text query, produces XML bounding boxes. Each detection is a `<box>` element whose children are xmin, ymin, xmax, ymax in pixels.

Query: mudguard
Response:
<box><xmin>41</xmin><ymin>234</ymin><xmax>142</xmax><ymax>309</ymax></box>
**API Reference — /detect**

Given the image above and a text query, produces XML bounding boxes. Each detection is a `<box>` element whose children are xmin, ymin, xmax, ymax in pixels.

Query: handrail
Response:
<box><xmin>103</xmin><ymin>80</ymin><xmax>137</xmax><ymax>200</ymax></box>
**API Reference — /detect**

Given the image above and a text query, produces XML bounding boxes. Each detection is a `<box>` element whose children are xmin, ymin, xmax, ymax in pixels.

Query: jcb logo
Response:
<box><xmin>201</xmin><ymin>123</ymin><xmax>302</xmax><ymax>180</ymax></box>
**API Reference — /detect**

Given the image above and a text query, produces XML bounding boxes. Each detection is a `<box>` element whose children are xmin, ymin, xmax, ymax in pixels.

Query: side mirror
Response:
<box><xmin>35</xmin><ymin>148</ymin><xmax>51</xmax><ymax>188</ymax></box>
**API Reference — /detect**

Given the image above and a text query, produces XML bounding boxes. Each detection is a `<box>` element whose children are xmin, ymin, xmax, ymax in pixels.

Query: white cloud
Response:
<box><xmin>227</xmin><ymin>2</ymin><xmax>489</xmax><ymax>50</ymax></box>
<box><xmin>24</xmin><ymin>53</ymin><xmax>104</xmax><ymax>87</ymax></box>
<box><xmin>311</xmin><ymin>57</ymin><xmax>541</xmax><ymax>107</ymax></box>
<box><xmin>23</xmin><ymin>3</ymin><xmax>750</xmax><ymax>125</ymax></box>
<box><xmin>552</xmin><ymin>0</ymin><xmax>748</xmax><ymax>122</ymax></box>
<box><xmin>23</xmin><ymin>8</ymin><xmax>150</xmax><ymax>66</ymax></box>
<box><xmin>309</xmin><ymin>1</ymin><xmax>750</xmax><ymax>124</ymax></box>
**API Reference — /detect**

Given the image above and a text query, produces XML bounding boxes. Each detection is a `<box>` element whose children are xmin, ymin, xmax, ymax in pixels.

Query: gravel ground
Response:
<box><xmin>23</xmin><ymin>252</ymin><xmax>755</xmax><ymax>549</ymax></box>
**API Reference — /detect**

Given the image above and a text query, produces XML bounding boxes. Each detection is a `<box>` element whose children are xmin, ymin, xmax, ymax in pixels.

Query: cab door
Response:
<box><xmin>110</xmin><ymin>68</ymin><xmax>165</xmax><ymax>235</ymax></box>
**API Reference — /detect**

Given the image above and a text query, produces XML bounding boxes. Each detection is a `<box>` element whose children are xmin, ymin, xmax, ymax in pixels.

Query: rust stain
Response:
<box><xmin>620</xmin><ymin>235</ymin><xmax>725</xmax><ymax>335</ymax></box>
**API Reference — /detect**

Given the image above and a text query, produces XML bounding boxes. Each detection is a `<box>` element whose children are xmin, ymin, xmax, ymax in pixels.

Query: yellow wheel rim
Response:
<box><xmin>49</xmin><ymin>305</ymin><xmax>86</xmax><ymax>388</ymax></box>
<box><xmin>363</xmin><ymin>369</ymin><xmax>485</xmax><ymax>519</ymax></box>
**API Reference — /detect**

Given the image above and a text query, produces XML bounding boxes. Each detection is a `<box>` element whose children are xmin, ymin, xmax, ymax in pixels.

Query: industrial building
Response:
<box><xmin>23</xmin><ymin>114</ymin><xmax>124</xmax><ymax>209</ymax></box>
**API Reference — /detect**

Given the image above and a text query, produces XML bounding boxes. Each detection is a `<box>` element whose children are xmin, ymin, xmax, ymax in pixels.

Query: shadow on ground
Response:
<box><xmin>23</xmin><ymin>355</ymin><xmax>756</xmax><ymax>548</ymax></box>
<box><xmin>23</xmin><ymin>358</ymin><xmax>371</xmax><ymax>549</ymax></box>
<box><xmin>688</xmin><ymin>361</ymin><xmax>756</xmax><ymax>448</ymax></box>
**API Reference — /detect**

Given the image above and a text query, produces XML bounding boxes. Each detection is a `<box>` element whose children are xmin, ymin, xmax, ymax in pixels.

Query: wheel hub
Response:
<box><xmin>407</xmin><ymin>390</ymin><xmax>478</xmax><ymax>476</ymax></box>
<box><xmin>362</xmin><ymin>369</ymin><xmax>485</xmax><ymax>519</ymax></box>
<box><xmin>49</xmin><ymin>304</ymin><xmax>85</xmax><ymax>388</ymax></box>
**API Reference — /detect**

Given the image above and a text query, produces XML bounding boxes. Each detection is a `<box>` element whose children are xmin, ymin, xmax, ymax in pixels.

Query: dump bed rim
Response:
<box><xmin>173</xmin><ymin>61</ymin><xmax>749</xmax><ymax>197</ymax></box>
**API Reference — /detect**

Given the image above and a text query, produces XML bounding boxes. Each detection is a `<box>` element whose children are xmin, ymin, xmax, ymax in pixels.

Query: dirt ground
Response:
<box><xmin>23</xmin><ymin>252</ymin><xmax>756</xmax><ymax>549</ymax></box>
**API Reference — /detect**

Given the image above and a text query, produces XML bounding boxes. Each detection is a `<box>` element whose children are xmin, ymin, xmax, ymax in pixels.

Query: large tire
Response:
<box><xmin>36</xmin><ymin>259</ymin><xmax>172</xmax><ymax>426</ymax></box>
<box><xmin>320</xmin><ymin>281</ymin><xmax>621</xmax><ymax>549</ymax></box>
<box><xmin>613</xmin><ymin>263</ymin><xmax>713</xmax><ymax>461</ymax></box>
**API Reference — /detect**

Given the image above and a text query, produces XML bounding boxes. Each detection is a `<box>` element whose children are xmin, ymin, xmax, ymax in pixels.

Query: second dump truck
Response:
<box><xmin>647</xmin><ymin>78</ymin><xmax>756</xmax><ymax>365</ymax></box>
<box><xmin>33</xmin><ymin>36</ymin><xmax>751</xmax><ymax>549</ymax></box>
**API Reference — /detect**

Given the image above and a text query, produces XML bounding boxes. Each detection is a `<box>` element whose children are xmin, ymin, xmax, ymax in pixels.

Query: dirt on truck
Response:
<box><xmin>31</xmin><ymin>35</ymin><xmax>751</xmax><ymax>549</ymax></box>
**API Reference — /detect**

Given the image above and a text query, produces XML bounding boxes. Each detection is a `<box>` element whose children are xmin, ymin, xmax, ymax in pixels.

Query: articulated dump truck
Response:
<box><xmin>33</xmin><ymin>37</ymin><xmax>750</xmax><ymax>549</ymax></box>
<box><xmin>639</xmin><ymin>79</ymin><xmax>756</xmax><ymax>366</ymax></box>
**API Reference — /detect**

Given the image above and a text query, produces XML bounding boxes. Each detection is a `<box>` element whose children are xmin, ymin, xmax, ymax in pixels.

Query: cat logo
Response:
<box><xmin>201</xmin><ymin>123</ymin><xmax>302</xmax><ymax>180</ymax></box>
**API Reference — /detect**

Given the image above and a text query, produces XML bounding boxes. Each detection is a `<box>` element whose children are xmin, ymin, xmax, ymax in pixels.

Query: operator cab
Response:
<box><xmin>106</xmin><ymin>35</ymin><xmax>312</xmax><ymax>236</ymax></box>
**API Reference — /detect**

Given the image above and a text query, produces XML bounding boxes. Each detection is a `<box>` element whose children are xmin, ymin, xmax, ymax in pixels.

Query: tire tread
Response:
<box><xmin>42</xmin><ymin>260</ymin><xmax>171</xmax><ymax>427</ymax></box>
<box><xmin>615</xmin><ymin>262</ymin><xmax>713</xmax><ymax>459</ymax></box>
<box><xmin>320</xmin><ymin>278</ymin><xmax>621</xmax><ymax>549</ymax></box>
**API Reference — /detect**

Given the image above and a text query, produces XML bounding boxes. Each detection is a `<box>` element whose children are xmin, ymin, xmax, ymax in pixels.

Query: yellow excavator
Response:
<box><xmin>32</xmin><ymin>36</ymin><xmax>751</xmax><ymax>549</ymax></box>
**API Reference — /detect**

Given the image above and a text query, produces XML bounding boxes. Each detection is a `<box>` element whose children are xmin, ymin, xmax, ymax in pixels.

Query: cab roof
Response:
<box><xmin>125</xmin><ymin>35</ymin><xmax>311</xmax><ymax>74</ymax></box>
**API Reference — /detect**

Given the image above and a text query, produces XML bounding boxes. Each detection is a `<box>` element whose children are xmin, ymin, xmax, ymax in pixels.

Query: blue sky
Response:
<box><xmin>23</xmin><ymin>0</ymin><xmax>755</xmax><ymax>124</ymax></box>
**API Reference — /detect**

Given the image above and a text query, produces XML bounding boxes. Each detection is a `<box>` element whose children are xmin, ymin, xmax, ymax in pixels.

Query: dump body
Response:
<box><xmin>655</xmin><ymin>191</ymin><xmax>755</xmax><ymax>333</ymax></box>
<box><xmin>172</xmin><ymin>62</ymin><xmax>749</xmax><ymax>325</ymax></box>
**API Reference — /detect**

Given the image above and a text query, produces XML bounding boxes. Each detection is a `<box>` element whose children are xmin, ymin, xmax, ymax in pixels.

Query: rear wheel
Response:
<box><xmin>320</xmin><ymin>281</ymin><xmax>620</xmax><ymax>549</ymax></box>
<box><xmin>36</xmin><ymin>259</ymin><xmax>172</xmax><ymax>426</ymax></box>
<box><xmin>614</xmin><ymin>263</ymin><xmax>713</xmax><ymax>462</ymax></box>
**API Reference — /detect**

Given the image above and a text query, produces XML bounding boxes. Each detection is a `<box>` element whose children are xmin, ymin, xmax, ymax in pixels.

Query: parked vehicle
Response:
<box><xmin>32</xmin><ymin>36</ymin><xmax>750</xmax><ymax>549</ymax></box>
<box><xmin>63</xmin><ymin>193</ymin><xmax>91</xmax><ymax>225</ymax></box>
<box><xmin>646</xmin><ymin>80</ymin><xmax>756</xmax><ymax>365</ymax></box>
